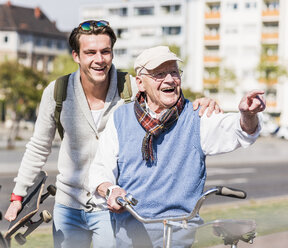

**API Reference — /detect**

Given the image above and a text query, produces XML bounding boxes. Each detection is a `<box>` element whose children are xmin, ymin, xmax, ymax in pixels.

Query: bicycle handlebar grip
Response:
<box><xmin>216</xmin><ymin>186</ymin><xmax>247</xmax><ymax>199</ymax></box>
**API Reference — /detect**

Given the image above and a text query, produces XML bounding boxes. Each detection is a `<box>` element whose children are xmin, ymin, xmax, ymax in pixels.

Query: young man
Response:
<box><xmin>5</xmin><ymin>22</ymin><xmax>220</xmax><ymax>248</ymax></box>
<box><xmin>89</xmin><ymin>46</ymin><xmax>266</xmax><ymax>247</ymax></box>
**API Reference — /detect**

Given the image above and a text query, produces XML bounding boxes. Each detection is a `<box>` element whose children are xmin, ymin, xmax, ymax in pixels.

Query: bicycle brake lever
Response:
<box><xmin>124</xmin><ymin>193</ymin><xmax>138</xmax><ymax>206</ymax></box>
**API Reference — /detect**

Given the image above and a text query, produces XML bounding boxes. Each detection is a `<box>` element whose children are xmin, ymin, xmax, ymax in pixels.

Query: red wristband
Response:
<box><xmin>10</xmin><ymin>193</ymin><xmax>23</xmax><ymax>202</ymax></box>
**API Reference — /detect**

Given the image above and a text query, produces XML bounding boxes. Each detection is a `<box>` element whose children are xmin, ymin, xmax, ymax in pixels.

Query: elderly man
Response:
<box><xmin>89</xmin><ymin>46</ymin><xmax>266</xmax><ymax>247</ymax></box>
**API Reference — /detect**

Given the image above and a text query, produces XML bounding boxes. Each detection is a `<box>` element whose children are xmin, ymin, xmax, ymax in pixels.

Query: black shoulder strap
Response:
<box><xmin>117</xmin><ymin>71</ymin><xmax>132</xmax><ymax>103</ymax></box>
<box><xmin>54</xmin><ymin>72</ymin><xmax>131</xmax><ymax>140</ymax></box>
<box><xmin>54</xmin><ymin>74</ymin><xmax>70</xmax><ymax>140</ymax></box>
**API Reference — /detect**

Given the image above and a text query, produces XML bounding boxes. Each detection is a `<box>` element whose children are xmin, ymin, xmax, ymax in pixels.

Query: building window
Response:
<box><xmin>109</xmin><ymin>7</ymin><xmax>127</xmax><ymax>16</ymax></box>
<box><xmin>114</xmin><ymin>49</ymin><xmax>127</xmax><ymax>56</ymax></box>
<box><xmin>134</xmin><ymin>7</ymin><xmax>154</xmax><ymax>16</ymax></box>
<box><xmin>47</xmin><ymin>39</ymin><xmax>53</xmax><ymax>48</ymax></box>
<box><xmin>35</xmin><ymin>38</ymin><xmax>42</xmax><ymax>47</ymax></box>
<box><xmin>226</xmin><ymin>2</ymin><xmax>238</xmax><ymax>10</ymax></box>
<box><xmin>162</xmin><ymin>26</ymin><xmax>181</xmax><ymax>36</ymax></box>
<box><xmin>4</xmin><ymin>36</ymin><xmax>8</xmax><ymax>43</ymax></box>
<box><xmin>245</xmin><ymin>1</ymin><xmax>257</xmax><ymax>9</ymax></box>
<box><xmin>116</xmin><ymin>28</ymin><xmax>128</xmax><ymax>39</ymax></box>
<box><xmin>161</xmin><ymin>5</ymin><xmax>181</xmax><ymax>14</ymax></box>
<box><xmin>57</xmin><ymin>40</ymin><xmax>65</xmax><ymax>49</ymax></box>
<box><xmin>206</xmin><ymin>3</ymin><xmax>221</xmax><ymax>13</ymax></box>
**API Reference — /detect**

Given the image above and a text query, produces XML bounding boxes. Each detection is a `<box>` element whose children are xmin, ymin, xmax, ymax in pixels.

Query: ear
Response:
<box><xmin>72</xmin><ymin>50</ymin><xmax>80</xmax><ymax>64</ymax></box>
<box><xmin>136</xmin><ymin>76</ymin><xmax>146</xmax><ymax>92</ymax></box>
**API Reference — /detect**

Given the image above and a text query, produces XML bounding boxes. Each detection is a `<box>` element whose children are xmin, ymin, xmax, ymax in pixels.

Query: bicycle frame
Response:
<box><xmin>117</xmin><ymin>186</ymin><xmax>256</xmax><ymax>248</ymax></box>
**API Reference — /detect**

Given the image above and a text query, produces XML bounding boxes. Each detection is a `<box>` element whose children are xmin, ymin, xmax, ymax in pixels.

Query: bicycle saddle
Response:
<box><xmin>212</xmin><ymin>219</ymin><xmax>256</xmax><ymax>245</ymax></box>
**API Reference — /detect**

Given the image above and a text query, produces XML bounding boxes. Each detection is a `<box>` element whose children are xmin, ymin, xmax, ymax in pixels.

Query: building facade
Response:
<box><xmin>81</xmin><ymin>0</ymin><xmax>287</xmax><ymax>114</ymax></box>
<box><xmin>0</xmin><ymin>1</ymin><xmax>68</xmax><ymax>74</ymax></box>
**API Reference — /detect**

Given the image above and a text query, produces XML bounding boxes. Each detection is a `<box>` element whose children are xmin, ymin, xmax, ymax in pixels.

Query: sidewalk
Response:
<box><xmin>209</xmin><ymin>231</ymin><xmax>288</xmax><ymax>248</ymax></box>
<box><xmin>206</xmin><ymin>135</ymin><xmax>288</xmax><ymax>166</ymax></box>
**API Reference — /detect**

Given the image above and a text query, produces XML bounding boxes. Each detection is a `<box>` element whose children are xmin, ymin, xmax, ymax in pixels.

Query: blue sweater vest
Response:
<box><xmin>113</xmin><ymin>100</ymin><xmax>206</xmax><ymax>219</ymax></box>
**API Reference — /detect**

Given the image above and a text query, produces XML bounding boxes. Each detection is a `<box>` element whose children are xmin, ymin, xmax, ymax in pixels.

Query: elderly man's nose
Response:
<box><xmin>164</xmin><ymin>72</ymin><xmax>175</xmax><ymax>81</ymax></box>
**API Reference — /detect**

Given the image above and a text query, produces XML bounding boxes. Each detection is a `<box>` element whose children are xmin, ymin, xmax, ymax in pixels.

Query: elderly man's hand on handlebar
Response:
<box><xmin>107</xmin><ymin>187</ymin><xmax>127</xmax><ymax>213</ymax></box>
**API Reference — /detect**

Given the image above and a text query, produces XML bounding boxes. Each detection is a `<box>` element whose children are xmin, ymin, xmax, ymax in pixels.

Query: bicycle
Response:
<box><xmin>116</xmin><ymin>186</ymin><xmax>256</xmax><ymax>248</ymax></box>
<box><xmin>0</xmin><ymin>186</ymin><xmax>9</xmax><ymax>248</ymax></box>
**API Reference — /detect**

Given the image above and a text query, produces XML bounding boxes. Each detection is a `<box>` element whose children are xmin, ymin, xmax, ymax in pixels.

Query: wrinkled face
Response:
<box><xmin>136</xmin><ymin>61</ymin><xmax>181</xmax><ymax>113</ymax></box>
<box><xmin>72</xmin><ymin>34</ymin><xmax>113</xmax><ymax>85</ymax></box>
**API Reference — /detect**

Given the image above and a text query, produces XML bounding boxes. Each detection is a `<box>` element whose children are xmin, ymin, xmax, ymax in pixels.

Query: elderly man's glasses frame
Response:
<box><xmin>140</xmin><ymin>69</ymin><xmax>183</xmax><ymax>82</ymax></box>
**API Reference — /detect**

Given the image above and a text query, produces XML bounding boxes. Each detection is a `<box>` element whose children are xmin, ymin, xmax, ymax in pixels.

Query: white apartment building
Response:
<box><xmin>0</xmin><ymin>1</ymin><xmax>68</xmax><ymax>74</ymax></box>
<box><xmin>80</xmin><ymin>0</ymin><xmax>288</xmax><ymax>115</ymax></box>
<box><xmin>81</xmin><ymin>0</ymin><xmax>204</xmax><ymax>92</ymax></box>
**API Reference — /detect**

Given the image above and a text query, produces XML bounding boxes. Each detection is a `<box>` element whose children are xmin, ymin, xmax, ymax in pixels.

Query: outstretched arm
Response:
<box><xmin>239</xmin><ymin>90</ymin><xmax>266</xmax><ymax>134</ymax></box>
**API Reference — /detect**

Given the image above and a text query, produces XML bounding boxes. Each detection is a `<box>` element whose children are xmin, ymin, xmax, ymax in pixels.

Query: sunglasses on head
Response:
<box><xmin>79</xmin><ymin>20</ymin><xmax>109</xmax><ymax>31</ymax></box>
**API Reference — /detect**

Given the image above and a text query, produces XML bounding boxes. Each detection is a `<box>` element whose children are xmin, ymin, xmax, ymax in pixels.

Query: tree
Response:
<box><xmin>0</xmin><ymin>60</ymin><xmax>48</xmax><ymax>149</ymax></box>
<box><xmin>47</xmin><ymin>54</ymin><xmax>78</xmax><ymax>82</ymax></box>
<box><xmin>257</xmin><ymin>58</ymin><xmax>287</xmax><ymax>87</ymax></box>
<box><xmin>219</xmin><ymin>66</ymin><xmax>237</xmax><ymax>93</ymax></box>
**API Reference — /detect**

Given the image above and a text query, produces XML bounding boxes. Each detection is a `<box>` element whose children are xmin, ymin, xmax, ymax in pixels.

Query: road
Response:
<box><xmin>1</xmin><ymin>161</ymin><xmax>288</xmax><ymax>230</ymax></box>
<box><xmin>0</xmin><ymin>136</ymin><xmax>288</xmax><ymax>232</ymax></box>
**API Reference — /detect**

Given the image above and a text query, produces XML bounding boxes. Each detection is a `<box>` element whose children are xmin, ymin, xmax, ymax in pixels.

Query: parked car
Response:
<box><xmin>276</xmin><ymin>126</ymin><xmax>288</xmax><ymax>140</ymax></box>
<box><xmin>260</xmin><ymin>113</ymin><xmax>279</xmax><ymax>137</ymax></box>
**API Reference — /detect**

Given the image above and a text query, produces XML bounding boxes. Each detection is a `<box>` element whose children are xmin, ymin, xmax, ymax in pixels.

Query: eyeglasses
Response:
<box><xmin>140</xmin><ymin>69</ymin><xmax>183</xmax><ymax>81</ymax></box>
<box><xmin>78</xmin><ymin>20</ymin><xmax>109</xmax><ymax>31</ymax></box>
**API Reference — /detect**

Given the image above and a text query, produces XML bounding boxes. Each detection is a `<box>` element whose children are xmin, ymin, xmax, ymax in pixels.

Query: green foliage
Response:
<box><xmin>182</xmin><ymin>88</ymin><xmax>204</xmax><ymax>102</ymax></box>
<box><xmin>167</xmin><ymin>44</ymin><xmax>181</xmax><ymax>57</ymax></box>
<box><xmin>257</xmin><ymin>59</ymin><xmax>287</xmax><ymax>85</ymax></box>
<box><xmin>119</xmin><ymin>67</ymin><xmax>136</xmax><ymax>77</ymax></box>
<box><xmin>256</xmin><ymin>46</ymin><xmax>288</xmax><ymax>87</ymax></box>
<box><xmin>0</xmin><ymin>60</ymin><xmax>48</xmax><ymax>120</ymax></box>
<box><xmin>47</xmin><ymin>54</ymin><xmax>78</xmax><ymax>82</ymax></box>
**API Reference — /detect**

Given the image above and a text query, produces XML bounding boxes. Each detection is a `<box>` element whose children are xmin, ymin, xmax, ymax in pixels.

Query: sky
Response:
<box><xmin>0</xmin><ymin>0</ymin><xmax>104</xmax><ymax>32</ymax></box>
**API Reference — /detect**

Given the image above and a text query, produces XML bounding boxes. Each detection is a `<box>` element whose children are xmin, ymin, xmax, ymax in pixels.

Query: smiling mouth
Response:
<box><xmin>161</xmin><ymin>87</ymin><xmax>176</xmax><ymax>93</ymax></box>
<box><xmin>92</xmin><ymin>66</ymin><xmax>106</xmax><ymax>72</ymax></box>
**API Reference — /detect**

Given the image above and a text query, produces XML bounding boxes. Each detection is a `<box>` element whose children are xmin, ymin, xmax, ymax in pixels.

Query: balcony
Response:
<box><xmin>262</xmin><ymin>9</ymin><xmax>279</xmax><ymax>17</ymax></box>
<box><xmin>203</xmin><ymin>78</ymin><xmax>220</xmax><ymax>86</ymax></box>
<box><xmin>261</xmin><ymin>31</ymin><xmax>278</xmax><ymax>44</ymax></box>
<box><xmin>205</xmin><ymin>11</ymin><xmax>220</xmax><ymax>19</ymax></box>
<box><xmin>266</xmin><ymin>100</ymin><xmax>277</xmax><ymax>108</ymax></box>
<box><xmin>203</xmin><ymin>55</ymin><xmax>220</xmax><ymax>68</ymax></box>
<box><xmin>203</xmin><ymin>55</ymin><xmax>220</xmax><ymax>63</ymax></box>
<box><xmin>261</xmin><ymin>55</ymin><xmax>278</xmax><ymax>62</ymax></box>
<box><xmin>262</xmin><ymin>32</ymin><xmax>278</xmax><ymax>39</ymax></box>
<box><xmin>204</xmin><ymin>34</ymin><xmax>220</xmax><ymax>41</ymax></box>
<box><xmin>259</xmin><ymin>78</ymin><xmax>278</xmax><ymax>85</ymax></box>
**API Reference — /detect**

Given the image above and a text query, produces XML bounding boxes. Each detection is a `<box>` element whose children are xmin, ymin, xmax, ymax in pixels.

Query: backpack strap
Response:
<box><xmin>53</xmin><ymin>74</ymin><xmax>70</xmax><ymax>140</ymax></box>
<box><xmin>117</xmin><ymin>71</ymin><xmax>132</xmax><ymax>103</ymax></box>
<box><xmin>53</xmin><ymin>71</ymin><xmax>131</xmax><ymax>140</ymax></box>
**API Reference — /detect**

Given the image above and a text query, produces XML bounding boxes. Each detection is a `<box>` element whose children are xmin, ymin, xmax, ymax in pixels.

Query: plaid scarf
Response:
<box><xmin>134</xmin><ymin>91</ymin><xmax>185</xmax><ymax>161</ymax></box>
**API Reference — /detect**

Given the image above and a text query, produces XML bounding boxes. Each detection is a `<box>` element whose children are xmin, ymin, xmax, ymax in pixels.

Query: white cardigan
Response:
<box><xmin>13</xmin><ymin>65</ymin><xmax>135</xmax><ymax>210</ymax></box>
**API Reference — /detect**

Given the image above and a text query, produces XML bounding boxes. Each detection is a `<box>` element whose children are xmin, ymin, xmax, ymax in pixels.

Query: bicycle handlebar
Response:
<box><xmin>215</xmin><ymin>186</ymin><xmax>247</xmax><ymax>199</ymax></box>
<box><xmin>116</xmin><ymin>186</ymin><xmax>247</xmax><ymax>224</ymax></box>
